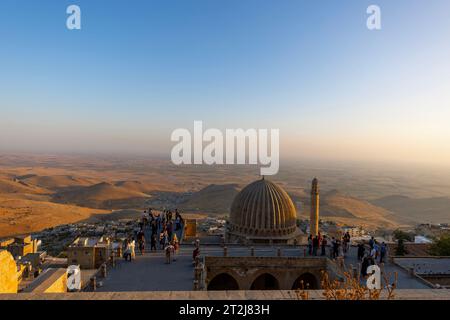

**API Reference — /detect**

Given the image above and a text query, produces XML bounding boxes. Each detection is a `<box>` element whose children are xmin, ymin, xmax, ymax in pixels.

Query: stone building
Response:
<box><xmin>67</xmin><ymin>237</ymin><xmax>111</xmax><ymax>269</ymax></box>
<box><xmin>226</xmin><ymin>178</ymin><xmax>303</xmax><ymax>244</ymax></box>
<box><xmin>0</xmin><ymin>235</ymin><xmax>38</xmax><ymax>258</ymax></box>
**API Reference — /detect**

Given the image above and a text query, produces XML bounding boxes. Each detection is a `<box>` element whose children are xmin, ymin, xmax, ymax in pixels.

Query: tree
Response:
<box><xmin>393</xmin><ymin>229</ymin><xmax>414</xmax><ymax>242</ymax></box>
<box><xmin>429</xmin><ymin>234</ymin><xmax>450</xmax><ymax>256</ymax></box>
<box><xmin>395</xmin><ymin>238</ymin><xmax>408</xmax><ymax>256</ymax></box>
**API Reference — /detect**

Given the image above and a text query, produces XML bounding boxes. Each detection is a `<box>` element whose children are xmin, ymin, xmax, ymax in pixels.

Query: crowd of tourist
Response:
<box><xmin>307</xmin><ymin>233</ymin><xmax>389</xmax><ymax>278</ymax></box>
<box><xmin>358</xmin><ymin>237</ymin><xmax>388</xmax><ymax>276</ymax></box>
<box><xmin>122</xmin><ymin>208</ymin><xmax>184</xmax><ymax>264</ymax></box>
<box><xmin>307</xmin><ymin>231</ymin><xmax>351</xmax><ymax>258</ymax></box>
<box><xmin>122</xmin><ymin>210</ymin><xmax>390</xmax><ymax>280</ymax></box>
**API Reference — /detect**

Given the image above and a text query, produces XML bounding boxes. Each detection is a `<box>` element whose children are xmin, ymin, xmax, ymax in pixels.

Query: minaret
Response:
<box><xmin>310</xmin><ymin>178</ymin><xmax>319</xmax><ymax>237</ymax></box>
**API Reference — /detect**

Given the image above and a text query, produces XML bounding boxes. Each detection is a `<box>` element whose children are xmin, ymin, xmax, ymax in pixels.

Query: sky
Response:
<box><xmin>1</xmin><ymin>0</ymin><xmax>450</xmax><ymax>167</ymax></box>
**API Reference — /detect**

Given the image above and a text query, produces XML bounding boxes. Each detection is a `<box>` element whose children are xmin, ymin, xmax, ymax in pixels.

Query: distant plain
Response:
<box><xmin>1</xmin><ymin>153</ymin><xmax>449</xmax><ymax>237</ymax></box>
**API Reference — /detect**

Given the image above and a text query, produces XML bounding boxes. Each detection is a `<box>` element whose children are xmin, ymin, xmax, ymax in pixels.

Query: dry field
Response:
<box><xmin>0</xmin><ymin>153</ymin><xmax>449</xmax><ymax>237</ymax></box>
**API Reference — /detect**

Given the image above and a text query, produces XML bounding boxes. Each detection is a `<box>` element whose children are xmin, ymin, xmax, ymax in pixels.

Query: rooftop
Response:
<box><xmin>95</xmin><ymin>245</ymin><xmax>430</xmax><ymax>292</ymax></box>
<box><xmin>394</xmin><ymin>257</ymin><xmax>450</xmax><ymax>275</ymax></box>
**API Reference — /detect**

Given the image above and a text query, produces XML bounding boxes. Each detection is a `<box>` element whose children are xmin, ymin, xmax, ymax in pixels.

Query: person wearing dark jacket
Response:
<box><xmin>321</xmin><ymin>236</ymin><xmax>327</xmax><ymax>256</ymax></box>
<box><xmin>150</xmin><ymin>234</ymin><xmax>157</xmax><ymax>251</ymax></box>
<box><xmin>312</xmin><ymin>236</ymin><xmax>319</xmax><ymax>256</ymax></box>
<box><xmin>357</xmin><ymin>243</ymin><xmax>365</xmax><ymax>261</ymax></box>
<box><xmin>361</xmin><ymin>255</ymin><xmax>370</xmax><ymax>277</ymax></box>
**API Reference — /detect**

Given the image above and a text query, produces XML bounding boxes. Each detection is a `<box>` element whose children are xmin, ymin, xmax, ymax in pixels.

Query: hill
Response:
<box><xmin>0</xmin><ymin>177</ymin><xmax>50</xmax><ymax>195</ymax></box>
<box><xmin>297</xmin><ymin>189</ymin><xmax>400</xmax><ymax>229</ymax></box>
<box><xmin>179</xmin><ymin>184</ymin><xmax>240</xmax><ymax>214</ymax></box>
<box><xmin>16</xmin><ymin>174</ymin><xmax>96</xmax><ymax>191</ymax></box>
<box><xmin>371</xmin><ymin>195</ymin><xmax>450</xmax><ymax>224</ymax></box>
<box><xmin>114</xmin><ymin>181</ymin><xmax>159</xmax><ymax>194</ymax></box>
<box><xmin>52</xmin><ymin>182</ymin><xmax>151</xmax><ymax>209</ymax></box>
<box><xmin>0</xmin><ymin>196</ymin><xmax>108</xmax><ymax>237</ymax></box>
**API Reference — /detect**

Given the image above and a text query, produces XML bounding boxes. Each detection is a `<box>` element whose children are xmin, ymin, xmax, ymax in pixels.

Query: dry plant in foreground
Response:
<box><xmin>294</xmin><ymin>280</ymin><xmax>310</xmax><ymax>300</ymax></box>
<box><xmin>321</xmin><ymin>268</ymin><xmax>398</xmax><ymax>300</ymax></box>
<box><xmin>295</xmin><ymin>268</ymin><xmax>398</xmax><ymax>300</ymax></box>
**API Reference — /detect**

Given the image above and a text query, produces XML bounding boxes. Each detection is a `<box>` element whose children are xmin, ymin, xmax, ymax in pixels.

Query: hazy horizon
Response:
<box><xmin>2</xmin><ymin>150</ymin><xmax>450</xmax><ymax>175</ymax></box>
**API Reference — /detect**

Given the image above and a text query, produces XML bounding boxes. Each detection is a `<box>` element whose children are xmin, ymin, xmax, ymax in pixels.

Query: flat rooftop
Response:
<box><xmin>96</xmin><ymin>245</ymin><xmax>430</xmax><ymax>292</ymax></box>
<box><xmin>394</xmin><ymin>257</ymin><xmax>450</xmax><ymax>275</ymax></box>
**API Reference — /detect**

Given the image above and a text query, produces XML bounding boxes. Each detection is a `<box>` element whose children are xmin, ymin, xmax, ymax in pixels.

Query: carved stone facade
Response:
<box><xmin>203</xmin><ymin>256</ymin><xmax>342</xmax><ymax>291</ymax></box>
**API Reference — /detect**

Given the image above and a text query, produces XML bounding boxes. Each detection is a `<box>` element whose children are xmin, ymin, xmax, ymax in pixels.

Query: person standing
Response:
<box><xmin>123</xmin><ymin>239</ymin><xmax>132</xmax><ymax>262</ymax></box>
<box><xmin>167</xmin><ymin>221</ymin><xmax>173</xmax><ymax>242</ymax></box>
<box><xmin>137</xmin><ymin>230</ymin><xmax>145</xmax><ymax>255</ymax></box>
<box><xmin>307</xmin><ymin>235</ymin><xmax>313</xmax><ymax>256</ymax></box>
<box><xmin>357</xmin><ymin>243</ymin><xmax>365</xmax><ymax>261</ymax></box>
<box><xmin>321</xmin><ymin>236</ymin><xmax>327</xmax><ymax>256</ymax></box>
<box><xmin>330</xmin><ymin>237</ymin><xmax>336</xmax><ymax>259</ymax></box>
<box><xmin>164</xmin><ymin>246</ymin><xmax>172</xmax><ymax>264</ymax></box>
<box><xmin>361</xmin><ymin>254</ymin><xmax>369</xmax><ymax>277</ymax></box>
<box><xmin>373</xmin><ymin>241</ymin><xmax>380</xmax><ymax>259</ymax></box>
<box><xmin>193</xmin><ymin>246</ymin><xmax>200</xmax><ymax>264</ymax></box>
<box><xmin>156</xmin><ymin>214</ymin><xmax>161</xmax><ymax>232</ymax></box>
<box><xmin>150</xmin><ymin>234</ymin><xmax>157</xmax><ymax>251</ymax></box>
<box><xmin>334</xmin><ymin>239</ymin><xmax>340</xmax><ymax>258</ymax></box>
<box><xmin>151</xmin><ymin>220</ymin><xmax>158</xmax><ymax>237</ymax></box>
<box><xmin>343</xmin><ymin>231</ymin><xmax>351</xmax><ymax>253</ymax></box>
<box><xmin>148</xmin><ymin>208</ymin><xmax>154</xmax><ymax>221</ymax></box>
<box><xmin>369</xmin><ymin>236</ymin><xmax>375</xmax><ymax>250</ymax></box>
<box><xmin>163</xmin><ymin>230</ymin><xmax>169</xmax><ymax>248</ymax></box>
<box><xmin>370</xmin><ymin>242</ymin><xmax>377</xmax><ymax>260</ymax></box>
<box><xmin>380</xmin><ymin>242</ymin><xmax>387</xmax><ymax>264</ymax></box>
<box><xmin>159</xmin><ymin>231</ymin><xmax>165</xmax><ymax>250</ymax></box>
<box><xmin>172</xmin><ymin>235</ymin><xmax>179</xmax><ymax>261</ymax></box>
<box><xmin>312</xmin><ymin>236</ymin><xmax>319</xmax><ymax>256</ymax></box>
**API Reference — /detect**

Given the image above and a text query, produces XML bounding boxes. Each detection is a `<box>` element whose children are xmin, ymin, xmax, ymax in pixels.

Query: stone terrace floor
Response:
<box><xmin>97</xmin><ymin>246</ymin><xmax>430</xmax><ymax>292</ymax></box>
<box><xmin>96</xmin><ymin>223</ymin><xmax>429</xmax><ymax>291</ymax></box>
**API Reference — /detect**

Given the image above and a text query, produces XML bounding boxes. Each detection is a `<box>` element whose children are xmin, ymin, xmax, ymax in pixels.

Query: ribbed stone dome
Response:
<box><xmin>228</xmin><ymin>178</ymin><xmax>297</xmax><ymax>238</ymax></box>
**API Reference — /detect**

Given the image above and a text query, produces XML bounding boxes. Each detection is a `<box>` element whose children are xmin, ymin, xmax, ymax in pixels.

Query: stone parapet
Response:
<box><xmin>0</xmin><ymin>289</ymin><xmax>449</xmax><ymax>300</ymax></box>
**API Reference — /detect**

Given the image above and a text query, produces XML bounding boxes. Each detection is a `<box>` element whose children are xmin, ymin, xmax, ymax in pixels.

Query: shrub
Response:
<box><xmin>429</xmin><ymin>234</ymin><xmax>450</xmax><ymax>256</ymax></box>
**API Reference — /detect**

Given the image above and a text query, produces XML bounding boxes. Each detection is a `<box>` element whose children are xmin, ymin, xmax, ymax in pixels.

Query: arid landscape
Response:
<box><xmin>1</xmin><ymin>153</ymin><xmax>450</xmax><ymax>237</ymax></box>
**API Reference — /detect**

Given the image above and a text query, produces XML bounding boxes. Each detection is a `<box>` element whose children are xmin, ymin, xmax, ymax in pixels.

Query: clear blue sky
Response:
<box><xmin>1</xmin><ymin>0</ymin><xmax>450</xmax><ymax>166</ymax></box>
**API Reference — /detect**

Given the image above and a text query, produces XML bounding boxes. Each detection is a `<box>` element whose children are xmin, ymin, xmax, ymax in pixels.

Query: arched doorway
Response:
<box><xmin>250</xmin><ymin>273</ymin><xmax>279</xmax><ymax>290</ymax></box>
<box><xmin>292</xmin><ymin>273</ymin><xmax>319</xmax><ymax>290</ymax></box>
<box><xmin>208</xmin><ymin>273</ymin><xmax>239</xmax><ymax>290</ymax></box>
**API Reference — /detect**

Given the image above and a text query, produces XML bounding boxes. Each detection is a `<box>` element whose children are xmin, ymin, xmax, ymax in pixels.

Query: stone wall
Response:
<box><xmin>387</xmin><ymin>243</ymin><xmax>431</xmax><ymax>257</ymax></box>
<box><xmin>67</xmin><ymin>246</ymin><xmax>96</xmax><ymax>269</ymax></box>
<box><xmin>203</xmin><ymin>256</ymin><xmax>340</xmax><ymax>290</ymax></box>
<box><xmin>0</xmin><ymin>289</ymin><xmax>449</xmax><ymax>300</ymax></box>
<box><xmin>23</xmin><ymin>268</ymin><xmax>67</xmax><ymax>293</ymax></box>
